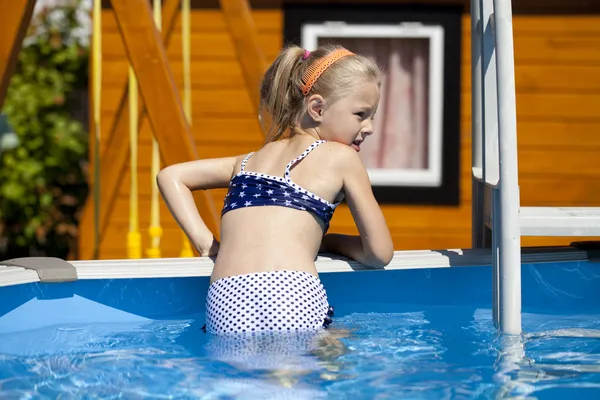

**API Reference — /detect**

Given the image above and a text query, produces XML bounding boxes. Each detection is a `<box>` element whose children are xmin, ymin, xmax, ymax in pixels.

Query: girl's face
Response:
<box><xmin>310</xmin><ymin>80</ymin><xmax>380</xmax><ymax>152</ymax></box>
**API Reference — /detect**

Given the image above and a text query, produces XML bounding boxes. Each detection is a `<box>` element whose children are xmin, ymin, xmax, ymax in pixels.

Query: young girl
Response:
<box><xmin>157</xmin><ymin>44</ymin><xmax>394</xmax><ymax>336</ymax></box>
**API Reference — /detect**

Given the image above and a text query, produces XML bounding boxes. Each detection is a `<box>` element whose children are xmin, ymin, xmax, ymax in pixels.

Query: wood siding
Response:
<box><xmin>81</xmin><ymin>7</ymin><xmax>600</xmax><ymax>260</ymax></box>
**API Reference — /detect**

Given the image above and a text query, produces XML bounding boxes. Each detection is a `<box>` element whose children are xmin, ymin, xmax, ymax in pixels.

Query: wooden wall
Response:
<box><xmin>82</xmin><ymin>4</ymin><xmax>600</xmax><ymax>260</ymax></box>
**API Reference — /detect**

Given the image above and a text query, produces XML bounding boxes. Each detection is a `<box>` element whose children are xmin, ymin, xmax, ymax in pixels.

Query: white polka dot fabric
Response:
<box><xmin>205</xmin><ymin>270</ymin><xmax>332</xmax><ymax>335</ymax></box>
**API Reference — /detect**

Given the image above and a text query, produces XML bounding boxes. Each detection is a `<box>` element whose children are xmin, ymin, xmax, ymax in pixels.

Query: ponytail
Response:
<box><xmin>259</xmin><ymin>46</ymin><xmax>306</xmax><ymax>143</ymax></box>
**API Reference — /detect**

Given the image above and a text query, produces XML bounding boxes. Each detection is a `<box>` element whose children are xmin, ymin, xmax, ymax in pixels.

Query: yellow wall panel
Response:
<box><xmin>83</xmin><ymin>8</ymin><xmax>600</xmax><ymax>259</ymax></box>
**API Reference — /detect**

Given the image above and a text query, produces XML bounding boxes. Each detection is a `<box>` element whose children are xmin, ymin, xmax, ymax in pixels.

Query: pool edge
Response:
<box><xmin>0</xmin><ymin>245</ymin><xmax>593</xmax><ymax>288</ymax></box>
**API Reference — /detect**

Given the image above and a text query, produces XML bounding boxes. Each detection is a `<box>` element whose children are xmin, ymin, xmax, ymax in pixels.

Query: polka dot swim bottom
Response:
<box><xmin>205</xmin><ymin>270</ymin><xmax>334</xmax><ymax>335</ymax></box>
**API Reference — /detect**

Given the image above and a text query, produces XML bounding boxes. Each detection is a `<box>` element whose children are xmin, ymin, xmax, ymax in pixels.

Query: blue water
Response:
<box><xmin>1</xmin><ymin>261</ymin><xmax>600</xmax><ymax>399</ymax></box>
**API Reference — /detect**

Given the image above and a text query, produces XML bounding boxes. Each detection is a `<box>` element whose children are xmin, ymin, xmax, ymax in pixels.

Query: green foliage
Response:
<box><xmin>0</xmin><ymin>0</ymin><xmax>89</xmax><ymax>259</ymax></box>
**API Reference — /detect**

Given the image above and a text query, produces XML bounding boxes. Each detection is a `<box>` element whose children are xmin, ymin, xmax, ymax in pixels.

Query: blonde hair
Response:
<box><xmin>259</xmin><ymin>44</ymin><xmax>381</xmax><ymax>143</ymax></box>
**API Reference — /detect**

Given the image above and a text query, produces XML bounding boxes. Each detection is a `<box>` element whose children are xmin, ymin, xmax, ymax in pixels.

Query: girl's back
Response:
<box><xmin>214</xmin><ymin>137</ymin><xmax>346</xmax><ymax>282</ymax></box>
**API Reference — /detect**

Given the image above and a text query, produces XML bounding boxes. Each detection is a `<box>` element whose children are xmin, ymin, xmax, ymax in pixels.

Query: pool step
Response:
<box><xmin>520</xmin><ymin>207</ymin><xmax>600</xmax><ymax>236</ymax></box>
<box><xmin>485</xmin><ymin>207</ymin><xmax>600</xmax><ymax>237</ymax></box>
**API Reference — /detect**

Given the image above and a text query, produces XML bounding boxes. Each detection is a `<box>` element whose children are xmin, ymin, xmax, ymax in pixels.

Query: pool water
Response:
<box><xmin>1</xmin><ymin>261</ymin><xmax>600</xmax><ymax>399</ymax></box>
<box><xmin>1</xmin><ymin>307</ymin><xmax>600</xmax><ymax>399</ymax></box>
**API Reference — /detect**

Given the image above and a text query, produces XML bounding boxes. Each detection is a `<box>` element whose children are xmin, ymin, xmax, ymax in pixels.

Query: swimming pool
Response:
<box><xmin>1</xmin><ymin>246</ymin><xmax>599</xmax><ymax>399</ymax></box>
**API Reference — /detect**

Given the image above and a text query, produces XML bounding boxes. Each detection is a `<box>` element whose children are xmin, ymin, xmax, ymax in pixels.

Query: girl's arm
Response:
<box><xmin>320</xmin><ymin>233</ymin><xmax>367</xmax><ymax>261</ymax></box>
<box><xmin>156</xmin><ymin>156</ymin><xmax>239</xmax><ymax>256</ymax></box>
<box><xmin>320</xmin><ymin>145</ymin><xmax>394</xmax><ymax>267</ymax></box>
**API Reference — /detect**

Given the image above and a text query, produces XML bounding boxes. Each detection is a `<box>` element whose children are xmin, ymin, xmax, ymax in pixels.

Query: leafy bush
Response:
<box><xmin>0</xmin><ymin>0</ymin><xmax>89</xmax><ymax>259</ymax></box>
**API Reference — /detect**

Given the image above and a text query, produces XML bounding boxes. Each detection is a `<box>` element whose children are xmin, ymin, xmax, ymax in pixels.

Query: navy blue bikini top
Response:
<box><xmin>221</xmin><ymin>140</ymin><xmax>340</xmax><ymax>232</ymax></box>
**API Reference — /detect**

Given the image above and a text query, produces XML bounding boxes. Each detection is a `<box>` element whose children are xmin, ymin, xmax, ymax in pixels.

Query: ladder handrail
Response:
<box><xmin>470</xmin><ymin>0</ymin><xmax>522</xmax><ymax>335</ymax></box>
<box><xmin>471</xmin><ymin>0</ymin><xmax>499</xmax><ymax>188</ymax></box>
<box><xmin>492</xmin><ymin>0</ymin><xmax>522</xmax><ymax>335</ymax></box>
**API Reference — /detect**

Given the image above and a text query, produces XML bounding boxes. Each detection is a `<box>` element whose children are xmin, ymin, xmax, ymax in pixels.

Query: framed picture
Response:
<box><xmin>284</xmin><ymin>4</ymin><xmax>462</xmax><ymax>206</ymax></box>
<box><xmin>302</xmin><ymin>22</ymin><xmax>445</xmax><ymax>188</ymax></box>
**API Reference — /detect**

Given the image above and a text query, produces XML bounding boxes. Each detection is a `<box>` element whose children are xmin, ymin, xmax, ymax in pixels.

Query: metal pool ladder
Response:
<box><xmin>470</xmin><ymin>0</ymin><xmax>600</xmax><ymax>335</ymax></box>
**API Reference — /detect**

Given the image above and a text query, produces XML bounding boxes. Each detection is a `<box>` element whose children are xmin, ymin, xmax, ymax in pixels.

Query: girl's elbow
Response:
<box><xmin>381</xmin><ymin>247</ymin><xmax>394</xmax><ymax>266</ymax></box>
<box><xmin>381</xmin><ymin>236</ymin><xmax>395</xmax><ymax>263</ymax></box>
<box><xmin>361</xmin><ymin>233</ymin><xmax>394</xmax><ymax>267</ymax></box>
<box><xmin>378</xmin><ymin>250</ymin><xmax>395</xmax><ymax>267</ymax></box>
<box><xmin>375</xmin><ymin>236</ymin><xmax>394</xmax><ymax>266</ymax></box>
<box><xmin>156</xmin><ymin>167</ymin><xmax>176</xmax><ymax>188</ymax></box>
<box><xmin>365</xmin><ymin>246</ymin><xmax>394</xmax><ymax>268</ymax></box>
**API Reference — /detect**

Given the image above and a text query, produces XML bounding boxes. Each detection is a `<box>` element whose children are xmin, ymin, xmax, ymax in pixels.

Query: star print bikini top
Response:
<box><xmin>221</xmin><ymin>140</ymin><xmax>340</xmax><ymax>232</ymax></box>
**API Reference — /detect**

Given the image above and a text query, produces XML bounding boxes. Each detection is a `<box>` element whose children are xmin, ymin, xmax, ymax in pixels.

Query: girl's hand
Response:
<box><xmin>198</xmin><ymin>236</ymin><xmax>220</xmax><ymax>257</ymax></box>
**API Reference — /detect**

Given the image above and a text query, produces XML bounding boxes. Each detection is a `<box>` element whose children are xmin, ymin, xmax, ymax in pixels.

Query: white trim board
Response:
<box><xmin>301</xmin><ymin>22</ymin><xmax>445</xmax><ymax>187</ymax></box>
<box><xmin>0</xmin><ymin>246</ymin><xmax>593</xmax><ymax>288</ymax></box>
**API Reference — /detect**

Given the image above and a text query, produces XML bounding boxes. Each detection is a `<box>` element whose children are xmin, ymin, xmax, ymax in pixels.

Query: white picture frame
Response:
<box><xmin>301</xmin><ymin>22</ymin><xmax>445</xmax><ymax>187</ymax></box>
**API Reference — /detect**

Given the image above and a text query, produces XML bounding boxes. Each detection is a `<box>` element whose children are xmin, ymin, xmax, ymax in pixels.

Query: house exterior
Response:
<box><xmin>80</xmin><ymin>0</ymin><xmax>600</xmax><ymax>260</ymax></box>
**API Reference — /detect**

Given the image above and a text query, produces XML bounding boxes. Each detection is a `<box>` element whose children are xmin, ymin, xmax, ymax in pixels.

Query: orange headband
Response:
<box><xmin>298</xmin><ymin>49</ymin><xmax>354</xmax><ymax>96</ymax></box>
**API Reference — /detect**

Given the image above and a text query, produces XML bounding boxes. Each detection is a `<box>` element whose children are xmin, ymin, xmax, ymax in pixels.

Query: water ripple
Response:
<box><xmin>1</xmin><ymin>308</ymin><xmax>600</xmax><ymax>399</ymax></box>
